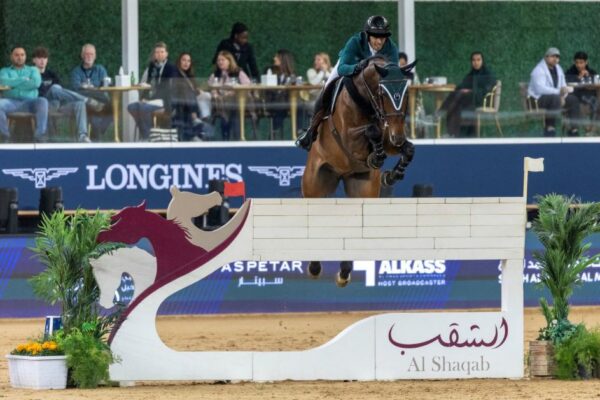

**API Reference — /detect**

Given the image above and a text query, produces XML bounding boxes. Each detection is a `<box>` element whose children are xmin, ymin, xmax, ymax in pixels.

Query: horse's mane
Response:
<box><xmin>114</xmin><ymin>205</ymin><xmax>192</xmax><ymax>242</ymax></box>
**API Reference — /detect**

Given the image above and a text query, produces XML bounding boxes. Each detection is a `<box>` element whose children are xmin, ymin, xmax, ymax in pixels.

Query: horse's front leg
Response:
<box><xmin>365</xmin><ymin>124</ymin><xmax>387</xmax><ymax>169</ymax></box>
<box><xmin>381</xmin><ymin>140</ymin><xmax>415</xmax><ymax>187</ymax></box>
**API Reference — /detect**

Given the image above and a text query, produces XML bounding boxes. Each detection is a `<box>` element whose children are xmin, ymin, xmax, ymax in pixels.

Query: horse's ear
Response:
<box><xmin>374</xmin><ymin>64</ymin><xmax>388</xmax><ymax>78</ymax></box>
<box><xmin>170</xmin><ymin>185</ymin><xmax>180</xmax><ymax>197</ymax></box>
<box><xmin>400</xmin><ymin>60</ymin><xmax>418</xmax><ymax>74</ymax></box>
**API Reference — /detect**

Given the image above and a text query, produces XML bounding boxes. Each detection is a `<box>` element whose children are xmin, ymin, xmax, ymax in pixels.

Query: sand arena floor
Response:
<box><xmin>3</xmin><ymin>307</ymin><xmax>600</xmax><ymax>399</ymax></box>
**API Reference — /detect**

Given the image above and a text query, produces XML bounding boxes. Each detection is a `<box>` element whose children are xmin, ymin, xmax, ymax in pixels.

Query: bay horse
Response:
<box><xmin>302</xmin><ymin>56</ymin><xmax>415</xmax><ymax>286</ymax></box>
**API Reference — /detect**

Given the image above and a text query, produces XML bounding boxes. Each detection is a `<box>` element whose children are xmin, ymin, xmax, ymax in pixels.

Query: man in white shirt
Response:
<box><xmin>528</xmin><ymin>47</ymin><xmax>581</xmax><ymax>137</ymax></box>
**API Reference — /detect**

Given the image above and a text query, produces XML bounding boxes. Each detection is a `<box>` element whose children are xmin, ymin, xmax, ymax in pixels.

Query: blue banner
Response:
<box><xmin>2</xmin><ymin>232</ymin><xmax>600</xmax><ymax>317</ymax></box>
<box><xmin>1</xmin><ymin>140</ymin><xmax>600</xmax><ymax>211</ymax></box>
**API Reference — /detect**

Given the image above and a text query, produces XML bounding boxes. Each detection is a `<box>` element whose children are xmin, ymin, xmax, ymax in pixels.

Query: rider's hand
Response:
<box><xmin>353</xmin><ymin>59</ymin><xmax>369</xmax><ymax>74</ymax></box>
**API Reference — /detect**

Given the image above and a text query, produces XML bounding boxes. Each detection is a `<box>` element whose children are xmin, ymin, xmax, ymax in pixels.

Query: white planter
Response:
<box><xmin>6</xmin><ymin>354</ymin><xmax>68</xmax><ymax>390</ymax></box>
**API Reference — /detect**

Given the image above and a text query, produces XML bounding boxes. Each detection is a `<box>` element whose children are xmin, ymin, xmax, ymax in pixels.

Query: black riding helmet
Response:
<box><xmin>364</xmin><ymin>15</ymin><xmax>391</xmax><ymax>38</ymax></box>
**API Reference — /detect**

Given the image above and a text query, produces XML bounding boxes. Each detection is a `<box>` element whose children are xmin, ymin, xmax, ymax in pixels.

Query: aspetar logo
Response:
<box><xmin>354</xmin><ymin>260</ymin><xmax>447</xmax><ymax>287</ymax></box>
<box><xmin>2</xmin><ymin>167</ymin><xmax>79</xmax><ymax>189</ymax></box>
<box><xmin>86</xmin><ymin>163</ymin><xmax>242</xmax><ymax>190</ymax></box>
<box><xmin>248</xmin><ymin>166</ymin><xmax>304</xmax><ymax>186</ymax></box>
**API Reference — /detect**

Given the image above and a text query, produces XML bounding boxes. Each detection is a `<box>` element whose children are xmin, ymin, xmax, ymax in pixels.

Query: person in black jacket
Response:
<box><xmin>439</xmin><ymin>51</ymin><xmax>496</xmax><ymax>137</ymax></box>
<box><xmin>212</xmin><ymin>22</ymin><xmax>259</xmax><ymax>81</ymax></box>
<box><xmin>565</xmin><ymin>51</ymin><xmax>598</xmax><ymax>123</ymax></box>
<box><xmin>127</xmin><ymin>41</ymin><xmax>178</xmax><ymax>140</ymax></box>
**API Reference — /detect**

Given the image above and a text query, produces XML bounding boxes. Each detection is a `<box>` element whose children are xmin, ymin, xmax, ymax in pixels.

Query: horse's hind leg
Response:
<box><xmin>336</xmin><ymin>261</ymin><xmax>353</xmax><ymax>287</ymax></box>
<box><xmin>342</xmin><ymin>171</ymin><xmax>381</xmax><ymax>198</ymax></box>
<box><xmin>307</xmin><ymin>261</ymin><xmax>322</xmax><ymax>278</ymax></box>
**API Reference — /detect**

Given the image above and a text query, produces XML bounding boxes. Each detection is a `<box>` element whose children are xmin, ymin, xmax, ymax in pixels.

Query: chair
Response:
<box><xmin>475</xmin><ymin>80</ymin><xmax>503</xmax><ymax>137</ymax></box>
<box><xmin>7</xmin><ymin>112</ymin><xmax>35</xmax><ymax>143</ymax></box>
<box><xmin>518</xmin><ymin>82</ymin><xmax>546</xmax><ymax>130</ymax></box>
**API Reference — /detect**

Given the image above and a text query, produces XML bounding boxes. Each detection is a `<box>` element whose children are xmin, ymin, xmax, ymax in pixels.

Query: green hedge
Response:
<box><xmin>1</xmin><ymin>0</ymin><xmax>599</xmax><ymax>131</ymax></box>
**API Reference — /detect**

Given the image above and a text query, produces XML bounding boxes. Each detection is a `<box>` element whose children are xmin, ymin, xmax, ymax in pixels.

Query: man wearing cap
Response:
<box><xmin>528</xmin><ymin>47</ymin><xmax>581</xmax><ymax>136</ymax></box>
<box><xmin>296</xmin><ymin>15</ymin><xmax>399</xmax><ymax>150</ymax></box>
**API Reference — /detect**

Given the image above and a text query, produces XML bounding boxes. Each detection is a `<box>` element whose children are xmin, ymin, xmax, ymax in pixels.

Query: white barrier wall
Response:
<box><xmin>93</xmin><ymin>158</ymin><xmax>542</xmax><ymax>382</ymax></box>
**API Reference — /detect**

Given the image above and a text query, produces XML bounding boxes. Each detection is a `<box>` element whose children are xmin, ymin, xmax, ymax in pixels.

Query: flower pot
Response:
<box><xmin>6</xmin><ymin>354</ymin><xmax>68</xmax><ymax>390</ymax></box>
<box><xmin>529</xmin><ymin>340</ymin><xmax>555</xmax><ymax>377</ymax></box>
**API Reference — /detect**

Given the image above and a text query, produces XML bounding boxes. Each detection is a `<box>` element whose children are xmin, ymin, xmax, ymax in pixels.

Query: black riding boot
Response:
<box><xmin>296</xmin><ymin>87</ymin><xmax>329</xmax><ymax>151</ymax></box>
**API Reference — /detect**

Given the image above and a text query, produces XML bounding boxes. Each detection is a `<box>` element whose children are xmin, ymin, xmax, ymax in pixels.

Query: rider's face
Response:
<box><xmin>368</xmin><ymin>35</ymin><xmax>386</xmax><ymax>52</ymax></box>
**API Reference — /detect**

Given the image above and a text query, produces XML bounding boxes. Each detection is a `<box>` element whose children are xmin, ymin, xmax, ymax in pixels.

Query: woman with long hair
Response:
<box><xmin>171</xmin><ymin>52</ymin><xmax>210</xmax><ymax>141</ymax></box>
<box><xmin>267</xmin><ymin>49</ymin><xmax>296</xmax><ymax>138</ymax></box>
<box><xmin>209</xmin><ymin>50</ymin><xmax>251</xmax><ymax>140</ymax></box>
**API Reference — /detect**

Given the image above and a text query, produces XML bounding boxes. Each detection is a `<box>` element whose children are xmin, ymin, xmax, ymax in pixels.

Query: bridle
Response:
<box><xmin>358</xmin><ymin>63</ymin><xmax>409</xmax><ymax>143</ymax></box>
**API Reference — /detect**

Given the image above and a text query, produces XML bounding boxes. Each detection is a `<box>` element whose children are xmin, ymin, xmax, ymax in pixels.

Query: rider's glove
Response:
<box><xmin>353</xmin><ymin>59</ymin><xmax>369</xmax><ymax>74</ymax></box>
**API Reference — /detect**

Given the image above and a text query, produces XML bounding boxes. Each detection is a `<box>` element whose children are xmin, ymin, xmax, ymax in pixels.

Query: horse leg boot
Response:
<box><xmin>381</xmin><ymin>141</ymin><xmax>415</xmax><ymax>187</ymax></box>
<box><xmin>336</xmin><ymin>261</ymin><xmax>353</xmax><ymax>287</ymax></box>
<box><xmin>365</xmin><ymin>124</ymin><xmax>386</xmax><ymax>169</ymax></box>
<box><xmin>296</xmin><ymin>83</ymin><xmax>336</xmax><ymax>151</ymax></box>
<box><xmin>307</xmin><ymin>261</ymin><xmax>322</xmax><ymax>279</ymax></box>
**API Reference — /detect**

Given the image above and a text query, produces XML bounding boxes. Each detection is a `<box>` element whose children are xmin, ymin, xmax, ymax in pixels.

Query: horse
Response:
<box><xmin>96</xmin><ymin>197</ymin><xmax>252</xmax><ymax>343</ymax></box>
<box><xmin>91</xmin><ymin>247</ymin><xmax>157</xmax><ymax>309</ymax></box>
<box><xmin>302</xmin><ymin>56</ymin><xmax>415</xmax><ymax>286</ymax></box>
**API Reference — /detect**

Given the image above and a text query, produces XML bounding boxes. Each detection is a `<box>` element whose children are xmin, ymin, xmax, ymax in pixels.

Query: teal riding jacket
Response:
<box><xmin>337</xmin><ymin>32</ymin><xmax>399</xmax><ymax>76</ymax></box>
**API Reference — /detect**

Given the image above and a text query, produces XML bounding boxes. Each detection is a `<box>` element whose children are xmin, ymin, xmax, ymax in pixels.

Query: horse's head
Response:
<box><xmin>359</xmin><ymin>57</ymin><xmax>415</xmax><ymax>147</ymax></box>
<box><xmin>97</xmin><ymin>201</ymin><xmax>151</xmax><ymax>245</ymax></box>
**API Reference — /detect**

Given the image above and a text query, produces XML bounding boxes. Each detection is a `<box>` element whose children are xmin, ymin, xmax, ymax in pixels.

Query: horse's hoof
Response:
<box><xmin>307</xmin><ymin>261</ymin><xmax>322</xmax><ymax>279</ymax></box>
<box><xmin>335</xmin><ymin>271</ymin><xmax>351</xmax><ymax>288</ymax></box>
<box><xmin>367</xmin><ymin>152</ymin><xmax>385</xmax><ymax>169</ymax></box>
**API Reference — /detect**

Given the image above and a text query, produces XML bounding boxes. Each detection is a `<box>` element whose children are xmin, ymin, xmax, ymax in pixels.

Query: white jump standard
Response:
<box><xmin>92</xmin><ymin>157</ymin><xmax>544</xmax><ymax>382</ymax></box>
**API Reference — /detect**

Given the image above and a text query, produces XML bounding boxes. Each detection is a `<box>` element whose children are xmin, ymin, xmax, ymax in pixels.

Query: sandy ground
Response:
<box><xmin>3</xmin><ymin>307</ymin><xmax>600</xmax><ymax>399</ymax></box>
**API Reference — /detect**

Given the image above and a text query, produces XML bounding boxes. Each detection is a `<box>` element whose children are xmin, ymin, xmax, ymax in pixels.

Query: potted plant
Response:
<box><xmin>529</xmin><ymin>194</ymin><xmax>600</xmax><ymax>377</ymax></box>
<box><xmin>6</xmin><ymin>338</ymin><xmax>67</xmax><ymax>389</ymax></box>
<box><xmin>23</xmin><ymin>209</ymin><xmax>122</xmax><ymax>388</ymax></box>
<box><xmin>554</xmin><ymin>325</ymin><xmax>600</xmax><ymax>379</ymax></box>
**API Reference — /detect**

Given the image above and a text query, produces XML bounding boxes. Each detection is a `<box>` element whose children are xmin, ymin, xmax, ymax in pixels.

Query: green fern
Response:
<box><xmin>532</xmin><ymin>194</ymin><xmax>600</xmax><ymax>341</ymax></box>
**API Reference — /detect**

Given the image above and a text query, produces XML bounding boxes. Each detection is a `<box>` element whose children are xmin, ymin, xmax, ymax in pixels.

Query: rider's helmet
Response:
<box><xmin>364</xmin><ymin>15</ymin><xmax>391</xmax><ymax>37</ymax></box>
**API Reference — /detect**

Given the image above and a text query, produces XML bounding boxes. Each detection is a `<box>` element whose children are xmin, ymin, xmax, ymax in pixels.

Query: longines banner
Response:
<box><xmin>2</xmin><ymin>141</ymin><xmax>600</xmax><ymax>210</ymax></box>
<box><xmin>2</xmin><ymin>232</ymin><xmax>600</xmax><ymax>317</ymax></box>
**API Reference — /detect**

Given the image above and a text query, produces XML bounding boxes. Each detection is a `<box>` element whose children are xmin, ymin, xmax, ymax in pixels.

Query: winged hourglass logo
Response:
<box><xmin>247</xmin><ymin>166</ymin><xmax>305</xmax><ymax>186</ymax></box>
<box><xmin>2</xmin><ymin>167</ymin><xmax>79</xmax><ymax>188</ymax></box>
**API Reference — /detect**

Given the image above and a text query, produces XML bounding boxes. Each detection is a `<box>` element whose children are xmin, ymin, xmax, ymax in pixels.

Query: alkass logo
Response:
<box><xmin>248</xmin><ymin>166</ymin><xmax>304</xmax><ymax>186</ymax></box>
<box><xmin>2</xmin><ymin>168</ymin><xmax>79</xmax><ymax>188</ymax></box>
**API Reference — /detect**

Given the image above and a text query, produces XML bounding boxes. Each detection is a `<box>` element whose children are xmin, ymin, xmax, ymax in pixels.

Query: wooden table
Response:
<box><xmin>90</xmin><ymin>85</ymin><xmax>151</xmax><ymax>142</ymax></box>
<box><xmin>209</xmin><ymin>84</ymin><xmax>323</xmax><ymax>140</ymax></box>
<box><xmin>568</xmin><ymin>82</ymin><xmax>600</xmax><ymax>99</ymax></box>
<box><xmin>408</xmin><ymin>84</ymin><xmax>456</xmax><ymax>138</ymax></box>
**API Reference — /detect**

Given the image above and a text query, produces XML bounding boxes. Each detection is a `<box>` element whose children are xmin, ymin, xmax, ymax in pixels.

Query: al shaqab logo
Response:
<box><xmin>2</xmin><ymin>167</ymin><xmax>79</xmax><ymax>188</ymax></box>
<box><xmin>248</xmin><ymin>166</ymin><xmax>305</xmax><ymax>187</ymax></box>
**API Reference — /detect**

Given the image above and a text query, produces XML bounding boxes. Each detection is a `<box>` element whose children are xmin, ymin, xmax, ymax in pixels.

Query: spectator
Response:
<box><xmin>267</xmin><ymin>49</ymin><xmax>296</xmax><ymax>138</ymax></box>
<box><xmin>171</xmin><ymin>52</ymin><xmax>213</xmax><ymax>141</ymax></box>
<box><xmin>70</xmin><ymin>43</ymin><xmax>111</xmax><ymax>137</ymax></box>
<box><xmin>398</xmin><ymin>51</ymin><xmax>417</xmax><ymax>81</ymax></box>
<box><xmin>528</xmin><ymin>47</ymin><xmax>580</xmax><ymax>137</ymax></box>
<box><xmin>127</xmin><ymin>41</ymin><xmax>178</xmax><ymax>140</ymax></box>
<box><xmin>209</xmin><ymin>50</ymin><xmax>251</xmax><ymax>140</ymax></box>
<box><xmin>306</xmin><ymin>52</ymin><xmax>332</xmax><ymax>85</ymax></box>
<box><xmin>0</xmin><ymin>46</ymin><xmax>48</xmax><ymax>143</ymax></box>
<box><xmin>565</xmin><ymin>51</ymin><xmax>598</xmax><ymax>123</ymax></box>
<box><xmin>212</xmin><ymin>22</ymin><xmax>259</xmax><ymax>81</ymax></box>
<box><xmin>32</xmin><ymin>46</ymin><xmax>101</xmax><ymax>143</ymax></box>
<box><xmin>438</xmin><ymin>51</ymin><xmax>496</xmax><ymax>137</ymax></box>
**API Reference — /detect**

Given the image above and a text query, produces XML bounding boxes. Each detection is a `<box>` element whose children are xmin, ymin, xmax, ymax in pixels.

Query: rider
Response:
<box><xmin>295</xmin><ymin>15</ymin><xmax>399</xmax><ymax>151</ymax></box>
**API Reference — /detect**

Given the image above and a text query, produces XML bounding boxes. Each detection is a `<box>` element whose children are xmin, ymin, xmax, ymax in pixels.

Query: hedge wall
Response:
<box><xmin>1</xmin><ymin>0</ymin><xmax>599</xmax><ymax>118</ymax></box>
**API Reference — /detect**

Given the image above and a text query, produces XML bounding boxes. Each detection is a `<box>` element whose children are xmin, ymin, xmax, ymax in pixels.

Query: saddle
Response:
<box><xmin>328</xmin><ymin>76</ymin><xmax>374</xmax><ymax>117</ymax></box>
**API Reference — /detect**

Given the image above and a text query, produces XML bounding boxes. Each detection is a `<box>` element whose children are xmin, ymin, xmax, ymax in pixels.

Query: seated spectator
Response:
<box><xmin>208</xmin><ymin>50</ymin><xmax>251</xmax><ymax>141</ymax></box>
<box><xmin>171</xmin><ymin>52</ymin><xmax>213</xmax><ymax>141</ymax></box>
<box><xmin>528</xmin><ymin>47</ymin><xmax>580</xmax><ymax>137</ymax></box>
<box><xmin>565</xmin><ymin>51</ymin><xmax>598</xmax><ymax>123</ymax></box>
<box><xmin>32</xmin><ymin>47</ymin><xmax>102</xmax><ymax>143</ymax></box>
<box><xmin>306</xmin><ymin>52</ymin><xmax>331</xmax><ymax>85</ymax></box>
<box><xmin>0</xmin><ymin>46</ymin><xmax>48</xmax><ymax>143</ymax></box>
<box><xmin>266</xmin><ymin>49</ymin><xmax>296</xmax><ymax>138</ymax></box>
<box><xmin>70</xmin><ymin>43</ymin><xmax>111</xmax><ymax>137</ymax></box>
<box><xmin>212</xmin><ymin>22</ymin><xmax>259</xmax><ymax>82</ymax></box>
<box><xmin>438</xmin><ymin>51</ymin><xmax>496</xmax><ymax>137</ymax></box>
<box><xmin>127</xmin><ymin>41</ymin><xmax>178</xmax><ymax>140</ymax></box>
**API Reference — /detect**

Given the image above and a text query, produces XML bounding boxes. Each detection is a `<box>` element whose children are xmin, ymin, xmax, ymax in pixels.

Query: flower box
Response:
<box><xmin>6</xmin><ymin>354</ymin><xmax>68</xmax><ymax>390</ymax></box>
